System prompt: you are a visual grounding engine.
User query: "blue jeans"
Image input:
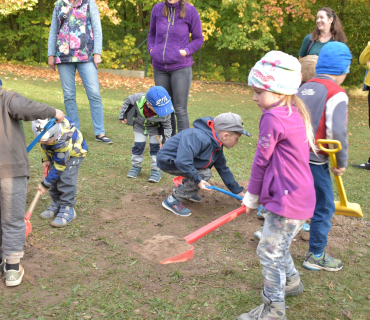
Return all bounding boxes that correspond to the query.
[58,62,105,136]
[309,163,335,254]
[153,67,192,136]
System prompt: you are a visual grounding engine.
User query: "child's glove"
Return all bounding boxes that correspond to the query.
[37,184,48,195]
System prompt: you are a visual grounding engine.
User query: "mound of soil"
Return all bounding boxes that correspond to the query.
[134,235,192,263]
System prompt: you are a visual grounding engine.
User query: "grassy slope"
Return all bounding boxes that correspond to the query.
[0,74,369,320]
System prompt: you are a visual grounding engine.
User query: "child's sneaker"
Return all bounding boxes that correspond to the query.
[162,196,191,217]
[303,252,343,271]
[127,166,141,178]
[256,205,267,219]
[189,194,202,202]
[148,169,161,183]
[5,264,25,287]
[254,226,263,239]
[50,205,77,228]
[40,202,60,220]
[352,157,370,170]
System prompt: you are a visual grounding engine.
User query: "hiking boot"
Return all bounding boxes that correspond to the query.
[162,196,191,217]
[254,226,263,239]
[303,252,343,271]
[285,272,304,297]
[148,169,161,183]
[127,166,141,179]
[5,264,25,287]
[189,194,202,202]
[352,157,370,170]
[237,291,286,320]
[50,205,77,228]
[40,202,60,220]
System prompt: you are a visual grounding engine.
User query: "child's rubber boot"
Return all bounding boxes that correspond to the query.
[237,291,286,320]
[40,202,60,220]
[50,205,77,228]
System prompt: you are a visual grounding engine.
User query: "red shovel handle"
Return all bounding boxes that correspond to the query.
[184,206,246,244]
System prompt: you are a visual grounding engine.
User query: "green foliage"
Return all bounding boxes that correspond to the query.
[100,34,138,69]
[1,0,370,85]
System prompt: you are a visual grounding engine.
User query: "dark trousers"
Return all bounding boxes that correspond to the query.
[153,67,192,136]
[162,168,212,202]
[49,157,83,207]
[309,163,335,254]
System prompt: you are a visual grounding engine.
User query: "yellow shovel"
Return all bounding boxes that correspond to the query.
[317,139,363,218]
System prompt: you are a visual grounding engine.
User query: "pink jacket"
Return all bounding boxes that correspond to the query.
[247,105,315,220]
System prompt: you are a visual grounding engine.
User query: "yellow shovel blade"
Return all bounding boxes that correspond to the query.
[316,139,363,218]
[335,201,363,218]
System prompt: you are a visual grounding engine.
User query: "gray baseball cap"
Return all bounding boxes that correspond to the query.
[214,113,251,137]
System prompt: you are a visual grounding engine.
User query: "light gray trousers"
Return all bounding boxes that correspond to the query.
[49,157,83,207]
[257,210,305,302]
[0,176,28,262]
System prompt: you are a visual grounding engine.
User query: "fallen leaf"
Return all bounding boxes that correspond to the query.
[342,309,352,319]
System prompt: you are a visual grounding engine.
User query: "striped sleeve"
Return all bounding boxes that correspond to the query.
[325,91,348,167]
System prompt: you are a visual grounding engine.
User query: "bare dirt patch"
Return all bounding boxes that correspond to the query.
[134,235,192,263]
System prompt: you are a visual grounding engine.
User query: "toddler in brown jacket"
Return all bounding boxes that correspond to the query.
[0,83,64,287]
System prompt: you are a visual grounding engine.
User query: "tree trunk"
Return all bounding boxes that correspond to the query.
[340,0,345,22]
[9,15,18,33]
[138,4,144,29]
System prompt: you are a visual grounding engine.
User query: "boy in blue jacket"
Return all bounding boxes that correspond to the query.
[157,113,250,216]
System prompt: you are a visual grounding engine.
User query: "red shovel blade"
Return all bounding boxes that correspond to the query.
[25,166,48,238]
[160,245,194,264]
[25,217,32,238]
[159,206,246,264]
[173,176,185,187]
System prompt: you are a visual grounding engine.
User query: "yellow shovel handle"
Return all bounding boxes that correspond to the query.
[28,190,42,215]
[316,139,348,207]
[317,139,342,168]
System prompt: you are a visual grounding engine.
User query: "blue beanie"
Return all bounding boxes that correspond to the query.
[316,42,352,75]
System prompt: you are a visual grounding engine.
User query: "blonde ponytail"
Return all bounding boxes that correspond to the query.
[277,95,318,154]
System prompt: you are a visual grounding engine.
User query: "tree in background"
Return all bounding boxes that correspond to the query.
[0,0,369,85]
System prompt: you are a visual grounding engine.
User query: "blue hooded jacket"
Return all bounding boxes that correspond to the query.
[157,117,243,194]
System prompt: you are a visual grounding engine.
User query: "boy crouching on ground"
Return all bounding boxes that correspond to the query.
[119,86,173,183]
[157,113,251,216]
[0,82,64,286]
[33,117,87,228]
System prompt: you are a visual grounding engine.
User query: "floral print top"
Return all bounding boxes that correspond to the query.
[48,0,103,64]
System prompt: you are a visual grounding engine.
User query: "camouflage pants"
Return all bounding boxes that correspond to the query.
[257,210,305,302]
[162,168,212,202]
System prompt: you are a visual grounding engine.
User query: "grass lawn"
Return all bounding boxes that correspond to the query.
[0,69,369,320]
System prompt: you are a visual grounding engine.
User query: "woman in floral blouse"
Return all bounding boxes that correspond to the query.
[48,0,112,144]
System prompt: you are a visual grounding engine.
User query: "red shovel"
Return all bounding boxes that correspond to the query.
[25,166,49,237]
[160,206,246,264]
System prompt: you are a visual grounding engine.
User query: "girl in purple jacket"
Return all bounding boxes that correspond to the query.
[238,51,316,320]
[148,0,204,136]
